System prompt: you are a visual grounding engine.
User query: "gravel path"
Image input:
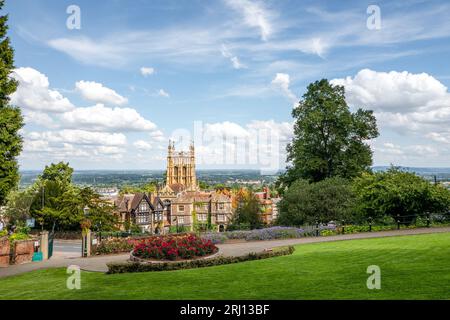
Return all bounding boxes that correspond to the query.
[1,226,449,278]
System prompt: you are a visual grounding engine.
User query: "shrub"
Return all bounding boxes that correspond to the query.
[277,178,356,226]
[107,246,295,274]
[132,234,218,261]
[9,233,30,242]
[92,238,140,255]
[202,226,306,244]
[0,229,7,237]
[320,229,336,236]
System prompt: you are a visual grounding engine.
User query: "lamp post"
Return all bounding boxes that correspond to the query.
[82,206,90,257]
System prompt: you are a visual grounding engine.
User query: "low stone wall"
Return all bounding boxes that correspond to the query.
[12,239,35,265]
[0,236,9,267]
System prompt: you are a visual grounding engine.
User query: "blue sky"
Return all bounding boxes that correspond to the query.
[5,0,450,170]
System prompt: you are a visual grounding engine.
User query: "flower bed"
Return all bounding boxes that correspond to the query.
[132,234,218,261]
[202,226,306,244]
[107,246,295,274]
[92,237,142,255]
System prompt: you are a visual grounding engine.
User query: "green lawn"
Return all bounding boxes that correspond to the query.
[1,232,450,300]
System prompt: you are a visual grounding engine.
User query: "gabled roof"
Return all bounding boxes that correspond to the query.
[127,193,154,212]
[152,196,165,210]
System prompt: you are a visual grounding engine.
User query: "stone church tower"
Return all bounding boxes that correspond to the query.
[166,141,197,190]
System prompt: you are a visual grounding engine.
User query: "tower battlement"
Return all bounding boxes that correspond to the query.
[166,141,197,190]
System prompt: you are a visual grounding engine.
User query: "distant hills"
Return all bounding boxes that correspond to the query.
[19,167,450,188]
[372,166,450,174]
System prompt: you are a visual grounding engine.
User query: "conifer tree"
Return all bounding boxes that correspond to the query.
[0,0,24,206]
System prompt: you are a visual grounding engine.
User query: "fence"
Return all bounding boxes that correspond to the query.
[297,212,450,237]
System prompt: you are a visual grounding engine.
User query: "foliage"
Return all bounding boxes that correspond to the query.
[202,226,306,244]
[4,189,34,227]
[0,229,7,237]
[39,162,73,186]
[92,238,139,255]
[0,1,24,206]
[352,168,450,224]
[169,225,191,233]
[132,234,218,261]
[277,79,378,191]
[108,246,295,274]
[29,163,118,231]
[233,190,263,229]
[276,177,356,226]
[8,232,30,243]
[119,182,158,195]
[198,181,210,190]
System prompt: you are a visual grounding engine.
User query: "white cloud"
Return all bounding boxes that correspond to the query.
[332,69,450,165]
[224,0,274,41]
[140,67,155,76]
[149,130,165,142]
[26,129,127,146]
[75,80,128,106]
[10,67,74,113]
[298,37,329,58]
[48,36,126,67]
[271,73,298,105]
[23,111,57,128]
[95,146,124,155]
[221,44,246,69]
[190,120,292,171]
[331,69,447,112]
[133,140,152,151]
[61,103,157,132]
[158,89,170,98]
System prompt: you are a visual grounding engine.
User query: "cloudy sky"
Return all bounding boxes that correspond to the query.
[5,0,450,170]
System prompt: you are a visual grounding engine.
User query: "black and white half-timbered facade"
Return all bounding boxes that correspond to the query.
[114,193,171,234]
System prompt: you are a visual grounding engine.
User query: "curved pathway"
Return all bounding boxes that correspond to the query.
[1,226,449,278]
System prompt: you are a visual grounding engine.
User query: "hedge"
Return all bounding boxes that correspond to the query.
[106,246,295,274]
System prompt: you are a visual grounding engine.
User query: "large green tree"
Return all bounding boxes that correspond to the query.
[0,0,23,206]
[353,168,450,224]
[278,79,378,190]
[30,162,118,231]
[276,177,356,226]
[233,190,263,229]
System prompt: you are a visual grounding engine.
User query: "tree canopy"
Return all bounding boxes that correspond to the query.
[27,162,118,231]
[276,177,356,226]
[277,79,378,191]
[353,168,450,224]
[233,190,263,229]
[0,0,24,206]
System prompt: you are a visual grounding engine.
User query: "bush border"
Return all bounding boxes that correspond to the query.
[106,246,295,274]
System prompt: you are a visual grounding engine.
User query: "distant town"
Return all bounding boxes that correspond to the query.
[19,167,450,191]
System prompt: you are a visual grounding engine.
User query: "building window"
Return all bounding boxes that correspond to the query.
[136,212,148,224]
[154,212,162,221]
[178,216,185,224]
[218,203,224,210]
[178,205,185,212]
[217,214,225,222]
[198,214,207,222]
[139,202,148,212]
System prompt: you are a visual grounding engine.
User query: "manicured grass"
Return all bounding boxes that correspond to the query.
[1,233,449,300]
